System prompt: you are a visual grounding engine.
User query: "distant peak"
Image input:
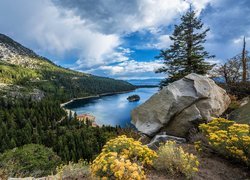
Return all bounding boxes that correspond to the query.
[0,33,37,57]
[0,33,42,68]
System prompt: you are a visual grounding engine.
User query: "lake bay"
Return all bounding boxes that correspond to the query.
[64,88,158,127]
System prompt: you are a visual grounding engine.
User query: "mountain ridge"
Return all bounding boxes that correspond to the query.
[0,33,135,101]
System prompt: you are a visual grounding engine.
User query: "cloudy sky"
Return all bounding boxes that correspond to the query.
[0,0,249,79]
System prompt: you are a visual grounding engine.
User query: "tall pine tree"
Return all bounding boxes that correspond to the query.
[156,7,215,87]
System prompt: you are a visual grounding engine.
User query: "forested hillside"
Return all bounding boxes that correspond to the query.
[0,33,134,174]
[0,97,118,163]
[0,33,135,101]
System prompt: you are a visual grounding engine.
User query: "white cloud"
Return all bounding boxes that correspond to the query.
[233,36,250,45]
[0,0,213,78]
[145,35,172,49]
[55,0,211,34]
[87,59,164,78]
[0,0,122,67]
[186,0,215,13]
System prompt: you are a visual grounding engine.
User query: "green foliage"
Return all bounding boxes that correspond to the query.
[0,32,137,178]
[0,62,40,84]
[55,160,91,179]
[220,82,250,99]
[156,7,214,86]
[0,61,135,101]
[36,75,135,101]
[0,97,118,163]
[0,144,61,177]
[153,141,199,179]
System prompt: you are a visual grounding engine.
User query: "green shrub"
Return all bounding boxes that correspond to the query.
[153,141,199,179]
[219,82,250,99]
[55,160,91,179]
[0,144,61,178]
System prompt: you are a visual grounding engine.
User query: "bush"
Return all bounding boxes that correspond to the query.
[153,141,199,179]
[199,118,250,166]
[0,144,61,178]
[116,127,141,141]
[91,135,157,179]
[226,94,241,113]
[55,160,91,179]
[219,82,250,99]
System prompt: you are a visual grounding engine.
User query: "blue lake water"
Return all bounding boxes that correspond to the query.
[65,88,158,127]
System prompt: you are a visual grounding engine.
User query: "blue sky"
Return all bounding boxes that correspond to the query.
[0,0,249,79]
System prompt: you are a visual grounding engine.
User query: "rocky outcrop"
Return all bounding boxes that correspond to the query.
[147,132,186,150]
[131,73,231,137]
[229,98,250,124]
[0,85,45,101]
[0,33,41,68]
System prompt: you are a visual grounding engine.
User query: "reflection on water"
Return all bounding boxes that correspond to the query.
[65,88,158,127]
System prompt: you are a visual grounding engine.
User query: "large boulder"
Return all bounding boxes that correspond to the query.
[131,73,231,137]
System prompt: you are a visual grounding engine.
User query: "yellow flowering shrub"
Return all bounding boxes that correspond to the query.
[91,135,157,180]
[199,118,250,166]
[153,141,199,179]
[194,141,202,153]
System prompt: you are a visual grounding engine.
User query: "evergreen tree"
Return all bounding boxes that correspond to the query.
[0,97,117,162]
[156,7,215,87]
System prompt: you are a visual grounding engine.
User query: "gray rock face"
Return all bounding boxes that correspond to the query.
[147,132,186,150]
[131,73,231,137]
[229,99,250,124]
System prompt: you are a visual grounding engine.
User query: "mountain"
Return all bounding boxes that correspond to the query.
[127,78,161,87]
[0,33,135,101]
[0,33,38,66]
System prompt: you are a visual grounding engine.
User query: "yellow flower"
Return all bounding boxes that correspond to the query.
[199,118,250,166]
[91,135,156,179]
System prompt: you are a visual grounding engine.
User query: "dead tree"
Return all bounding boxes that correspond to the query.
[213,55,242,84]
[242,37,247,82]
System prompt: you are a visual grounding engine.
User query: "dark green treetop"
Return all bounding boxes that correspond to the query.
[156,7,215,87]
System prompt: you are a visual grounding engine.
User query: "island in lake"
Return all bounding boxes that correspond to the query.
[127,94,140,102]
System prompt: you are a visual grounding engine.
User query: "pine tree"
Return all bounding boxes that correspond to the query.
[156,7,215,87]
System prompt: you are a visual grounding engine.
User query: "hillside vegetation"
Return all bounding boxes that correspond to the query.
[0,97,119,164]
[0,33,135,101]
[0,144,61,178]
[0,33,136,179]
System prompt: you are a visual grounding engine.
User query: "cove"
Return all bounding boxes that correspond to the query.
[64,88,158,127]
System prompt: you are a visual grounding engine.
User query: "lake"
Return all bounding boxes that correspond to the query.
[64,87,158,127]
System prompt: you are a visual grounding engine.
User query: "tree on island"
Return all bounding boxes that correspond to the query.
[156,7,215,87]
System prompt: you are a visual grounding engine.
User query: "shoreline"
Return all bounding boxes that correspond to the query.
[60,89,135,110]
[59,87,157,126]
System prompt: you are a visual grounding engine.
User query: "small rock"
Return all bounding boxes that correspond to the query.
[147,133,187,150]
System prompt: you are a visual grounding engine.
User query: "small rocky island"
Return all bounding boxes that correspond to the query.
[127,94,140,102]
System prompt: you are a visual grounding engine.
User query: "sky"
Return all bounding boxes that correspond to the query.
[0,0,249,80]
